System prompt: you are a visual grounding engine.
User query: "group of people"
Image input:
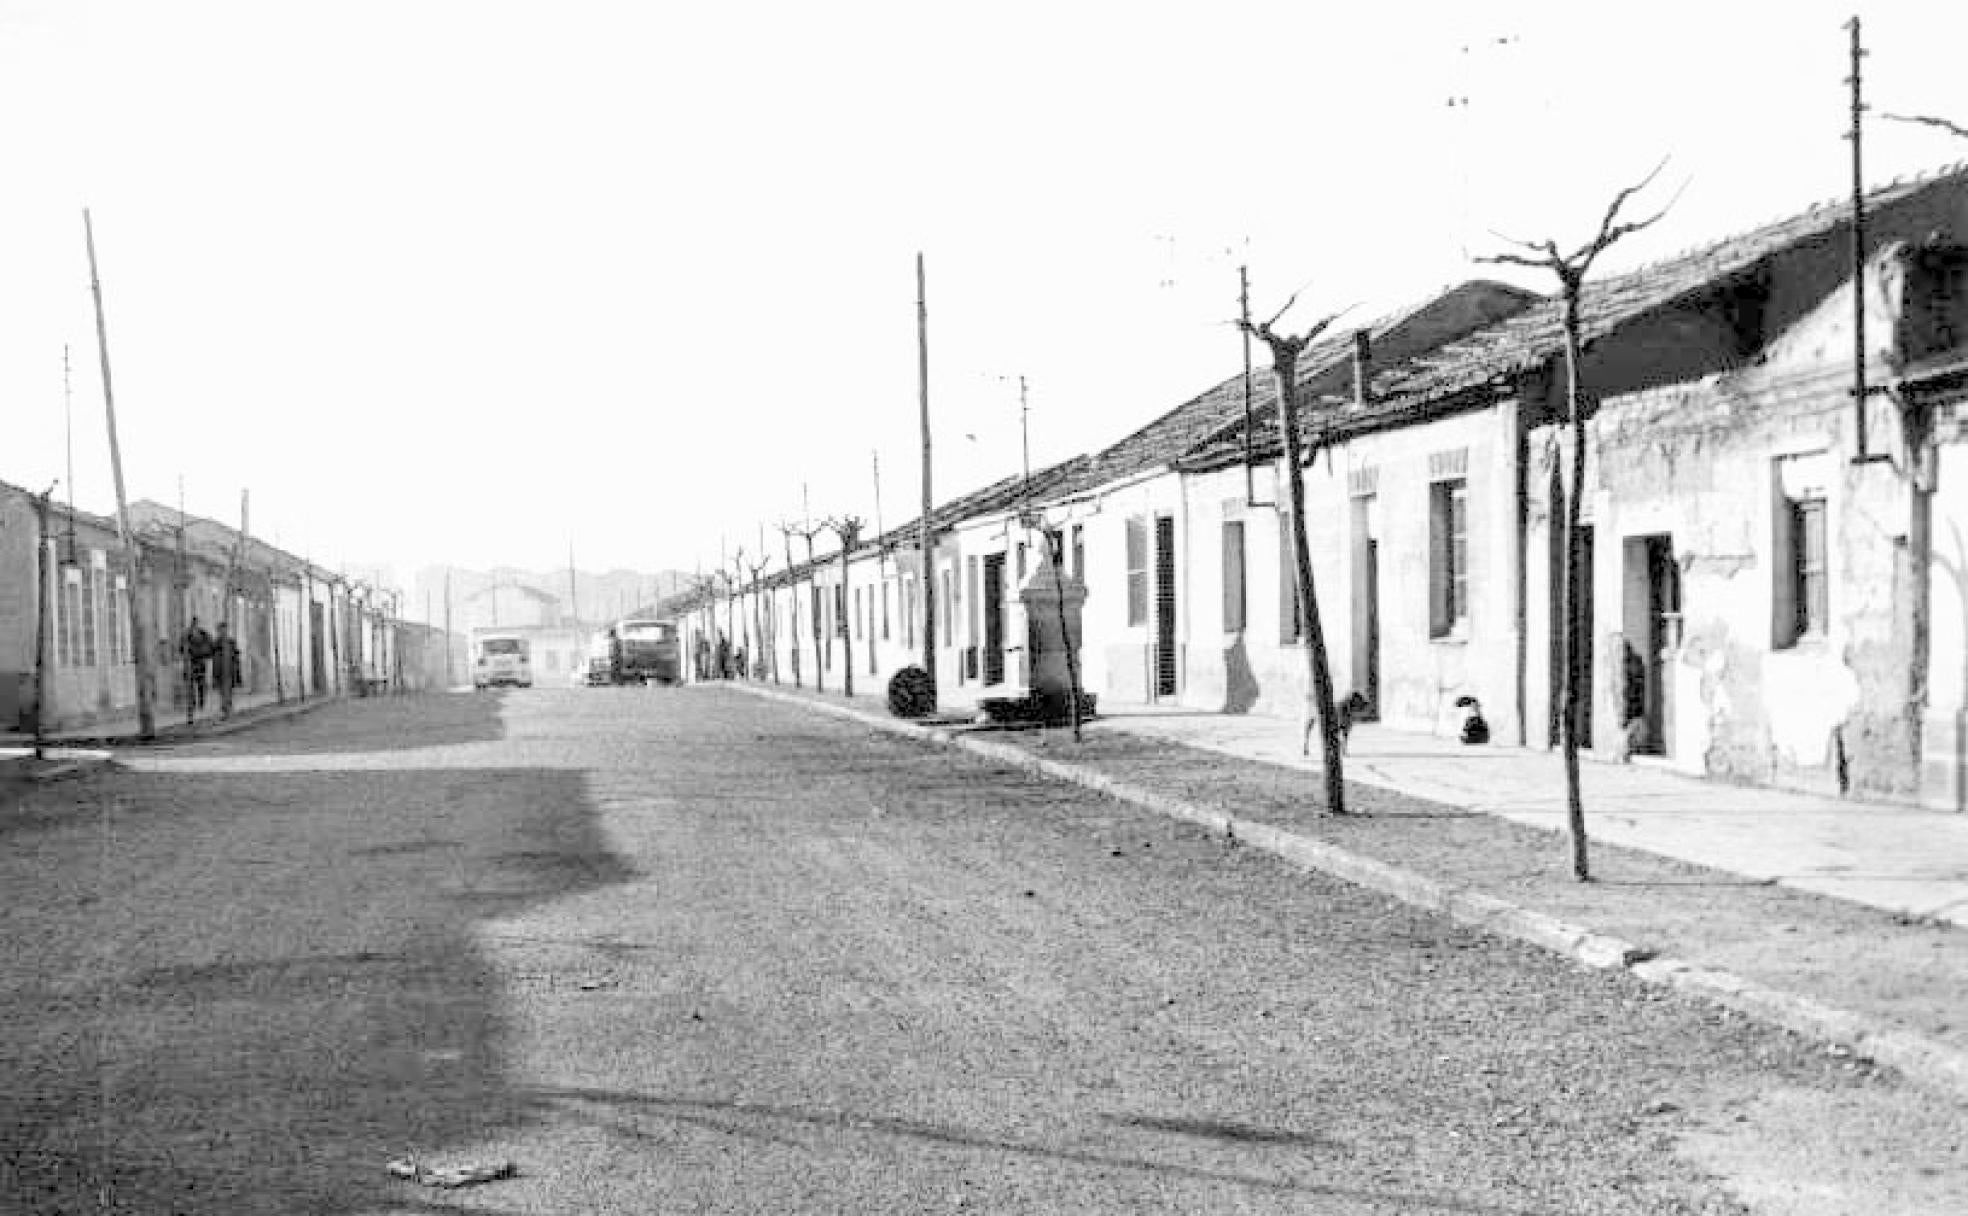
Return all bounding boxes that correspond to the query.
[180,616,242,719]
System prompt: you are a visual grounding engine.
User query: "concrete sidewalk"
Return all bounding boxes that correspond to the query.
[0,687,332,755]
[1094,705,1968,929]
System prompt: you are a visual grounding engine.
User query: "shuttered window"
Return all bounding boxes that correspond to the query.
[1429,478,1469,637]
[1222,520,1247,633]
[1126,517,1148,626]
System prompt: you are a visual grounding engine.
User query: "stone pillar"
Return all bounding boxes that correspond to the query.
[1019,556,1087,723]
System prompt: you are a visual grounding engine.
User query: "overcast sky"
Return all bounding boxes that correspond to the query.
[4,0,1966,600]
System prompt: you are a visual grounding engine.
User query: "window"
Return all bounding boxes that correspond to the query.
[1429,478,1469,637]
[1125,517,1148,626]
[881,581,890,640]
[1071,525,1085,579]
[940,568,955,646]
[112,575,131,663]
[835,584,847,637]
[1222,520,1247,632]
[1774,453,1830,648]
[967,556,980,645]
[1792,499,1827,639]
[902,576,915,647]
[1016,542,1026,582]
[82,565,101,666]
[59,568,83,666]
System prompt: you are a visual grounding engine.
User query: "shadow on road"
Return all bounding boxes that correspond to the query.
[0,760,630,1215]
[524,1087,1555,1215]
[193,691,511,756]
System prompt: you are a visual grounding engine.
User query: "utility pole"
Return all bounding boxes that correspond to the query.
[568,542,579,626]
[1240,265,1260,506]
[443,569,454,688]
[32,485,56,757]
[1846,14,1879,463]
[916,252,936,697]
[63,347,76,558]
[1018,375,1031,509]
[84,209,154,739]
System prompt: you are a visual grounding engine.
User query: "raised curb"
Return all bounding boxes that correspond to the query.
[728,681,1968,1106]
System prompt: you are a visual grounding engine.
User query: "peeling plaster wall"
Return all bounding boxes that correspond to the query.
[1531,257,1921,799]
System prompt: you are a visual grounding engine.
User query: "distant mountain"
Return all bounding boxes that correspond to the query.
[410,565,691,631]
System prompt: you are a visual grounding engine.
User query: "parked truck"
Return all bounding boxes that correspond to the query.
[590,617,680,685]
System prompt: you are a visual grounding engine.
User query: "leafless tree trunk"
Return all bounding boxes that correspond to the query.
[1243,297,1350,816]
[777,523,803,688]
[824,516,863,697]
[1480,161,1676,881]
[744,554,772,682]
[802,527,824,693]
[1044,525,1084,742]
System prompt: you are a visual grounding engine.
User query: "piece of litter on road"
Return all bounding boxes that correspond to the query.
[386,1158,516,1188]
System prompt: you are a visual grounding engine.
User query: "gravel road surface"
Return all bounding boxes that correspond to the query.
[2,688,1959,1214]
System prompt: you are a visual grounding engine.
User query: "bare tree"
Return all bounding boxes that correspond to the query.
[1242,294,1352,816]
[1883,112,1968,141]
[781,519,827,692]
[743,549,774,683]
[1479,161,1676,882]
[776,522,806,688]
[824,515,864,697]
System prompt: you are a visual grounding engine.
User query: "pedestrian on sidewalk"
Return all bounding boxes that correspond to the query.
[213,622,240,719]
[182,617,213,715]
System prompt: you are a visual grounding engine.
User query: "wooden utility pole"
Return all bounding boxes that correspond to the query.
[84,209,154,739]
[1847,15,1874,460]
[1481,161,1675,881]
[32,486,55,757]
[917,253,937,697]
[1243,296,1349,816]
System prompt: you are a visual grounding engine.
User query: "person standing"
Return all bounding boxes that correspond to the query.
[182,616,213,715]
[213,621,240,719]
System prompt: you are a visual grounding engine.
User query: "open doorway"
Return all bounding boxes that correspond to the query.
[1622,533,1680,757]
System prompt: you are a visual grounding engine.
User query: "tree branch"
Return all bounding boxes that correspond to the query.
[1571,158,1680,273]
[1884,112,1968,142]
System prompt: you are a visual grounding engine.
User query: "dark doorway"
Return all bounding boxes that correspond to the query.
[1622,533,1679,756]
[1154,516,1178,698]
[1548,507,1597,750]
[309,600,327,693]
[982,552,1006,686]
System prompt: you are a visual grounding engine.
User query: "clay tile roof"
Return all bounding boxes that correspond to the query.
[1373,164,1968,406]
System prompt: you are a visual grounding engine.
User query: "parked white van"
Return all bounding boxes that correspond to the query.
[472,634,533,689]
